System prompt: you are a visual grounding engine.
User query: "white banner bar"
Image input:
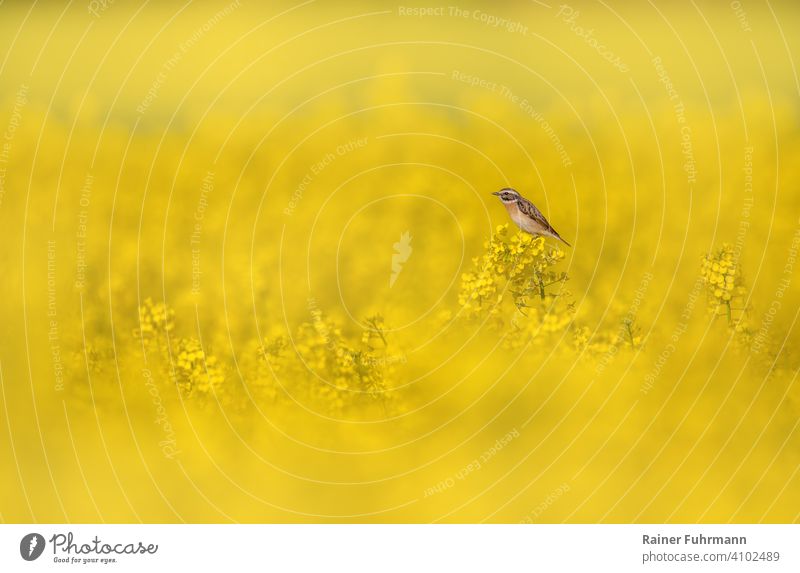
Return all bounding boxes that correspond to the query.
[1,524,797,572]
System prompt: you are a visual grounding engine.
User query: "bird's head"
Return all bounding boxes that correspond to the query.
[492,188,520,203]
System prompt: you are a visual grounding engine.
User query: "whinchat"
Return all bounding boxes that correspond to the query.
[492,188,571,246]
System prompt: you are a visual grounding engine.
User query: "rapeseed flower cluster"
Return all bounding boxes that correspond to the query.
[571,325,630,356]
[135,297,175,343]
[570,303,643,360]
[701,244,751,338]
[239,312,402,416]
[458,224,565,317]
[238,338,286,403]
[172,337,224,395]
[458,224,575,347]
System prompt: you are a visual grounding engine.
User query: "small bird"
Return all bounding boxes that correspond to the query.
[492,187,571,247]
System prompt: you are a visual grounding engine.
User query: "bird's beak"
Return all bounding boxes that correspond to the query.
[491,191,501,196]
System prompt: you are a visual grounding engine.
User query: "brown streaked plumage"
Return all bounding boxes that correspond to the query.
[492,188,571,247]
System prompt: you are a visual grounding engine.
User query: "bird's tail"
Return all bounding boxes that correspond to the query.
[550,231,571,247]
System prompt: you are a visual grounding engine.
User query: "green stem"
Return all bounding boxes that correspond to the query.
[624,321,635,347]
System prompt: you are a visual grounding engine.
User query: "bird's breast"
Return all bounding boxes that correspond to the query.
[504,202,532,232]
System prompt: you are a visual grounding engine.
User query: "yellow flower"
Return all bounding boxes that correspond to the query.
[135,297,175,342]
[701,244,750,338]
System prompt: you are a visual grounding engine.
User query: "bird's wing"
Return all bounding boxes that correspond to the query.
[517,197,571,246]
[516,197,555,233]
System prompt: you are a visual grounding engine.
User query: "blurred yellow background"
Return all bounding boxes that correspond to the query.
[0,0,798,523]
